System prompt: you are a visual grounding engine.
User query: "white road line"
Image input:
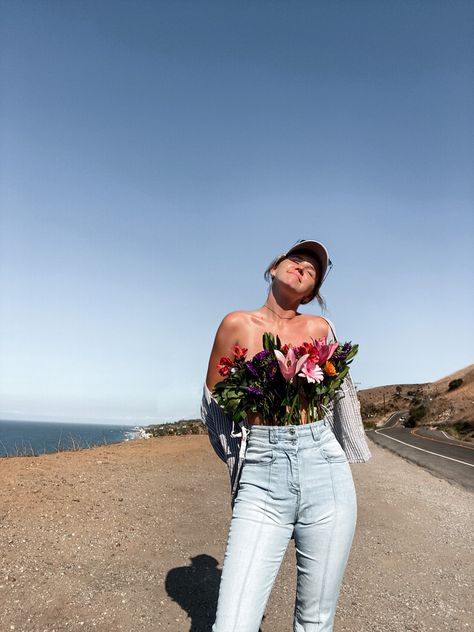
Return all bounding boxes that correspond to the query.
[414,427,470,446]
[374,430,474,468]
[438,430,474,446]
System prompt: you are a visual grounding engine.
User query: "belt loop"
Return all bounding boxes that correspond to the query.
[269,428,278,444]
[310,423,320,442]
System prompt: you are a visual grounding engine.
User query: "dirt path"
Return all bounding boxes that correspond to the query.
[1,435,472,631]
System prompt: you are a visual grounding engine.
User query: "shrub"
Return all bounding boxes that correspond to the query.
[392,386,402,399]
[438,420,474,442]
[405,399,427,427]
[363,420,377,430]
[410,404,427,422]
[448,378,463,391]
[361,403,379,418]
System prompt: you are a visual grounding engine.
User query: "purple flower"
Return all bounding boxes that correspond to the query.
[265,360,278,380]
[245,386,265,396]
[253,350,271,363]
[332,343,352,362]
[245,361,259,377]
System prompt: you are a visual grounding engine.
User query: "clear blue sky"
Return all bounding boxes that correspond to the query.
[1,1,473,424]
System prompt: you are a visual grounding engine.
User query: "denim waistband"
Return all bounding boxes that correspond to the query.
[248,418,329,444]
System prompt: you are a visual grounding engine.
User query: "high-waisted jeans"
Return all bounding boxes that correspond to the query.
[212,419,357,632]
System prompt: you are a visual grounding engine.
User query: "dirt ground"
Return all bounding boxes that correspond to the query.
[0,434,472,632]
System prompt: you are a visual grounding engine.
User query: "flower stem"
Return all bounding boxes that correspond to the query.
[315,401,323,420]
[288,392,299,425]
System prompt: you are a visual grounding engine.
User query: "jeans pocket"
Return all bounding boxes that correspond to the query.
[244,446,276,465]
[320,436,348,463]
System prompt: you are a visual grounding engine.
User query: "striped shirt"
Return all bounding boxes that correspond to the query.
[200,316,372,505]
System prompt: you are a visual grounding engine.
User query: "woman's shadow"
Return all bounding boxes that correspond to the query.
[165,554,264,631]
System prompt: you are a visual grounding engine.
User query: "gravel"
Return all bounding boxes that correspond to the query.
[0,434,472,631]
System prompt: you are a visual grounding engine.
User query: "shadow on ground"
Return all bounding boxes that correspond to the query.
[165,554,264,631]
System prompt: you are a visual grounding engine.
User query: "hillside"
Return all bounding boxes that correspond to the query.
[358,364,474,440]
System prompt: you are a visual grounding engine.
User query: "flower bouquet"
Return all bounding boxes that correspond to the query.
[212,332,358,426]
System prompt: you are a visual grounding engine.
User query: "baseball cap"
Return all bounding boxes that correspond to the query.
[284,239,333,287]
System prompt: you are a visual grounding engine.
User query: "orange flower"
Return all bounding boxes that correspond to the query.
[323,360,337,376]
[232,345,248,360]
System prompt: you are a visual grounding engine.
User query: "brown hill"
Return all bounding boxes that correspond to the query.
[358,364,474,440]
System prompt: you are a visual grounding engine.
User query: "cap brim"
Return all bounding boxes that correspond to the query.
[285,240,330,285]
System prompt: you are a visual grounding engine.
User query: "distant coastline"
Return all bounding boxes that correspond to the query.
[142,419,207,437]
[0,419,147,459]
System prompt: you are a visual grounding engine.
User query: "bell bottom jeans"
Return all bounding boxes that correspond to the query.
[212,419,357,632]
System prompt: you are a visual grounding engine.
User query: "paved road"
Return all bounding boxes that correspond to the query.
[367,412,474,492]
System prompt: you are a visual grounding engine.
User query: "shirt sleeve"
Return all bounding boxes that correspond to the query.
[322,317,372,463]
[200,384,244,504]
[329,370,372,462]
[200,384,228,463]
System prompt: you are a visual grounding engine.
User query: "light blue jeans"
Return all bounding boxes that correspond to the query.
[212,419,357,632]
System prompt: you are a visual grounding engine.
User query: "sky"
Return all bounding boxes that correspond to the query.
[0,0,473,424]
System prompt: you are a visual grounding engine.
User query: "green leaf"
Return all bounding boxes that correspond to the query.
[344,346,359,362]
[263,331,277,353]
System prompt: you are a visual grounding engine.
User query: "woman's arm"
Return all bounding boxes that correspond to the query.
[201,312,244,465]
[205,312,243,391]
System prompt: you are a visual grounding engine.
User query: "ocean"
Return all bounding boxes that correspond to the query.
[0,419,146,458]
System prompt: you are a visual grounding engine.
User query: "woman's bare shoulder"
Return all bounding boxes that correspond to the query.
[219,310,252,326]
[216,310,265,341]
[214,310,252,336]
[305,314,331,338]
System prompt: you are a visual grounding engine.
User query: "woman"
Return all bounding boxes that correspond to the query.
[203,240,371,632]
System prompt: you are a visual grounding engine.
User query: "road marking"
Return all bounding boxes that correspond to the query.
[440,430,471,445]
[411,427,474,451]
[374,429,474,468]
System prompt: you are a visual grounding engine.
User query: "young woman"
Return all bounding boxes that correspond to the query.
[203,239,371,632]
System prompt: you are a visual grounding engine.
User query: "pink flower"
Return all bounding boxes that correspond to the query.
[298,358,324,384]
[313,337,339,365]
[274,347,309,381]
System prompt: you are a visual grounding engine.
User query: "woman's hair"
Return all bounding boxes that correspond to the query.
[263,251,327,312]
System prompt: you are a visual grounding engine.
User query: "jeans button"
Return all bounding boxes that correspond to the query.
[290,428,296,435]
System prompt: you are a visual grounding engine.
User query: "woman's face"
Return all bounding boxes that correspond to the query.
[272,252,319,302]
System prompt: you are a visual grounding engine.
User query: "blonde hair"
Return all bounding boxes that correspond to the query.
[263,253,328,311]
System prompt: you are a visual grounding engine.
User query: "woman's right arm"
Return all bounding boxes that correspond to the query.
[205,312,243,391]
